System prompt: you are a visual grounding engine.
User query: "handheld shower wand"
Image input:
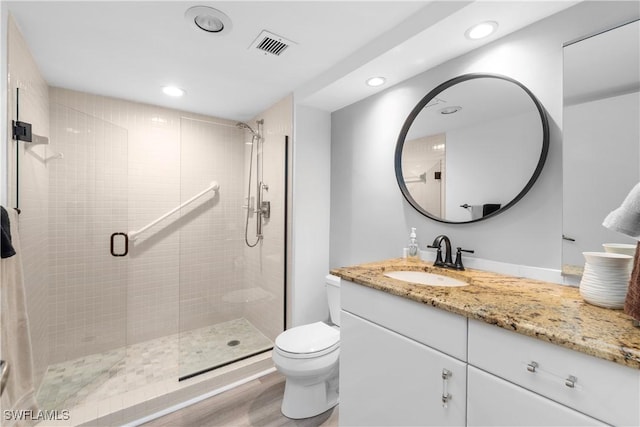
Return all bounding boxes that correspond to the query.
[239,120,267,247]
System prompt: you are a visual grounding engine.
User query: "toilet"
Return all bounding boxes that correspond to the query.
[272,274,341,419]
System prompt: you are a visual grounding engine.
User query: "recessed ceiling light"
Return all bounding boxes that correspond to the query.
[185,6,232,35]
[465,21,498,40]
[162,86,185,97]
[366,77,386,87]
[439,106,462,115]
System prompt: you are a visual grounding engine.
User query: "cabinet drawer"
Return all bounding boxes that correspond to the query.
[342,279,467,361]
[468,319,640,426]
[468,366,604,426]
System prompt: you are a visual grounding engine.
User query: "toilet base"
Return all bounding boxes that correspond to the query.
[281,372,339,419]
[272,320,340,420]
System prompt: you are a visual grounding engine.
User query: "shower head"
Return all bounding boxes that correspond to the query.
[236,122,261,139]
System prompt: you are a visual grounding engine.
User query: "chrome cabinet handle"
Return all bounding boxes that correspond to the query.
[441,368,452,408]
[526,361,539,372]
[565,375,577,388]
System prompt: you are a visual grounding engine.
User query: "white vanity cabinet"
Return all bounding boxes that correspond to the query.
[340,280,467,426]
[339,278,640,426]
[468,319,640,426]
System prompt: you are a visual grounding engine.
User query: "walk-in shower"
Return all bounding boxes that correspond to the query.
[6,85,287,423]
[238,120,271,248]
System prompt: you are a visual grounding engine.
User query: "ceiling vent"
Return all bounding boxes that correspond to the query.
[249,30,296,57]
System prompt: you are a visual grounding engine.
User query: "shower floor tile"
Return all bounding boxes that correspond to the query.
[36,318,273,411]
[179,318,273,378]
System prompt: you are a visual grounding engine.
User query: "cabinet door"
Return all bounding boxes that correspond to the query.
[340,311,466,426]
[467,366,604,426]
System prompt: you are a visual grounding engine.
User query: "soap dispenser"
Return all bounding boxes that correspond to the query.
[407,227,420,262]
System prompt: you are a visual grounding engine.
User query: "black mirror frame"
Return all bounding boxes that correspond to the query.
[394,73,550,224]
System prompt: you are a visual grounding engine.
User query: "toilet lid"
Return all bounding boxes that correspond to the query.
[275,322,339,355]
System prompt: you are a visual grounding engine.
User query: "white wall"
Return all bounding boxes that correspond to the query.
[330,1,640,270]
[446,110,540,222]
[291,104,331,326]
[563,91,639,267]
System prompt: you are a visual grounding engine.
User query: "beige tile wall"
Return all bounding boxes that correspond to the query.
[47,102,128,363]
[178,116,246,332]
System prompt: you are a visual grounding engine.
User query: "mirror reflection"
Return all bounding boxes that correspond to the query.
[562,20,640,275]
[395,74,549,223]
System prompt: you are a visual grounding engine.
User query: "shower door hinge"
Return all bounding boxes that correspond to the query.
[12,120,32,142]
[12,120,50,144]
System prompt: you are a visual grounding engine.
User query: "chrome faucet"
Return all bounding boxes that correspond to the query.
[428,235,474,270]
[427,235,454,268]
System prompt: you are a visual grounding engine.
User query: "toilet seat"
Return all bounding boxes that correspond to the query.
[275,322,339,359]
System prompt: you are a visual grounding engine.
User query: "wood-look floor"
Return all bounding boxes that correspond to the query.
[142,372,339,427]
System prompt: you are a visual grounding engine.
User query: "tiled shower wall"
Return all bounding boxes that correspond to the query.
[243,96,291,341]
[48,88,185,359]
[6,15,50,387]
[48,87,287,362]
[47,103,129,363]
[178,117,246,333]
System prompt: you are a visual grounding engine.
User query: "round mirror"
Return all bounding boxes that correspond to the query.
[395,73,549,223]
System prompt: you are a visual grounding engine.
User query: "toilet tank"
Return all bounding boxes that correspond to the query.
[325,274,341,326]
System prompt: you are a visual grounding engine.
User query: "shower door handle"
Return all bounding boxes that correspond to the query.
[110,232,129,257]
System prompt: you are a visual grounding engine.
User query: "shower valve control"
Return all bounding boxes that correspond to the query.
[261,201,271,219]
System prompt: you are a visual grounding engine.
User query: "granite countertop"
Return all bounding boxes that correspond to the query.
[330,258,640,370]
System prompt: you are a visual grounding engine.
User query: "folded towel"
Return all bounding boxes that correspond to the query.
[603,182,640,238]
[482,203,501,217]
[625,242,640,322]
[1,206,16,258]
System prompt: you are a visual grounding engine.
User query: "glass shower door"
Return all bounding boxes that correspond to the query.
[36,102,129,409]
[177,117,282,380]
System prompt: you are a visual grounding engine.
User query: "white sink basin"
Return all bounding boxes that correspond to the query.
[383,270,468,287]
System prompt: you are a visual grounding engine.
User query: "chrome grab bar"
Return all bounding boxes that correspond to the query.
[128,181,219,241]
